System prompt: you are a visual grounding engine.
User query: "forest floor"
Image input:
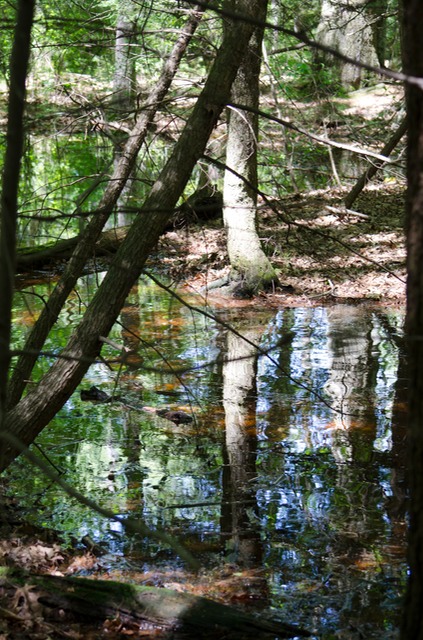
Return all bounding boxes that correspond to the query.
[155,180,406,310]
[154,81,407,310]
[1,178,408,638]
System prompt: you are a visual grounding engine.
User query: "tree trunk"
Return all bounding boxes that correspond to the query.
[223,0,279,295]
[315,0,379,88]
[113,0,137,114]
[23,573,310,637]
[367,0,389,67]
[0,0,264,474]
[15,226,128,270]
[0,1,35,420]
[400,1,423,638]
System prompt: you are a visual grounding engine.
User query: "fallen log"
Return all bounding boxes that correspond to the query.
[16,189,223,272]
[32,574,311,638]
[16,226,130,271]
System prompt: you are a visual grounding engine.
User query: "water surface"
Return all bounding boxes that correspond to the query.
[9,276,407,639]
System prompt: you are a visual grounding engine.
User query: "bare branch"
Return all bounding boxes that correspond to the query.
[345,118,407,208]
[229,102,400,163]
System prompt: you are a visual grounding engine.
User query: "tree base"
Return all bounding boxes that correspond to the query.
[228,268,280,298]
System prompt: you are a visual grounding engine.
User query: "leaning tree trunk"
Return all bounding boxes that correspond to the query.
[401,1,423,638]
[0,0,263,474]
[7,5,206,410]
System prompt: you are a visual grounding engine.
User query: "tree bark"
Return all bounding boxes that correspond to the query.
[400,1,423,638]
[315,0,379,88]
[15,226,128,270]
[0,0,35,420]
[0,0,263,473]
[367,0,389,67]
[113,0,137,114]
[223,0,279,294]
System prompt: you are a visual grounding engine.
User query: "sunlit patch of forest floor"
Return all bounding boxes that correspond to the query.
[155,82,406,307]
[157,181,406,308]
[2,74,407,309]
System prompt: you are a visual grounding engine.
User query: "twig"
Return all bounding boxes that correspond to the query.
[230,102,399,163]
[344,118,407,208]
[324,205,369,219]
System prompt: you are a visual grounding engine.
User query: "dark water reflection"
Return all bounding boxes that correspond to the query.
[8,277,406,638]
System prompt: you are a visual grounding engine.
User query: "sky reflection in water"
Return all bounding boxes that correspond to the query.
[9,280,406,638]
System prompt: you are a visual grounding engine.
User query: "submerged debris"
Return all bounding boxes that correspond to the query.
[80,385,112,402]
[156,408,194,425]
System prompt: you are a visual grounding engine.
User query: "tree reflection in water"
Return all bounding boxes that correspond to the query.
[9,284,407,638]
[221,327,263,568]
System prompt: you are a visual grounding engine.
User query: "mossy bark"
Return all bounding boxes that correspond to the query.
[27,573,310,638]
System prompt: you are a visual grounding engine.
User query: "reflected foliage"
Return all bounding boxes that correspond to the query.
[7,282,406,637]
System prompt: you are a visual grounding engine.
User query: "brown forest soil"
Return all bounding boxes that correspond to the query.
[155,181,406,310]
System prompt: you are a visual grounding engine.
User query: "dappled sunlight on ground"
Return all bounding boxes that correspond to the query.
[155,183,406,307]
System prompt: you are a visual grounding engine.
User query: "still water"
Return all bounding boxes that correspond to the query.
[8,275,407,639]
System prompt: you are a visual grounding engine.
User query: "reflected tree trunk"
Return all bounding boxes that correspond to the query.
[221,328,263,567]
[323,307,383,544]
[390,346,407,511]
[375,311,407,519]
[387,341,408,557]
[120,300,143,370]
[324,305,373,428]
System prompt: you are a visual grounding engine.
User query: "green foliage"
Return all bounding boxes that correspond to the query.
[285,58,347,99]
[33,0,115,77]
[0,4,18,83]
[17,133,113,245]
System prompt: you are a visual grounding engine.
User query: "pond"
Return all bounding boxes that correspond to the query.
[13,128,398,246]
[7,274,407,639]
